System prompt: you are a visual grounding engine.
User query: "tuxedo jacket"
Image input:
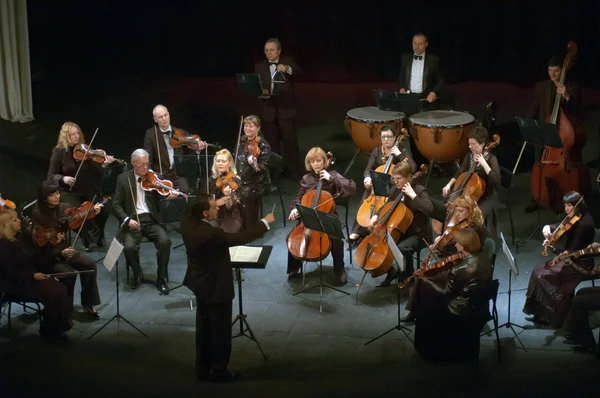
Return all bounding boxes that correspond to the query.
[254,55,303,121]
[112,170,162,224]
[143,125,195,175]
[527,79,581,123]
[398,52,444,96]
[181,217,268,303]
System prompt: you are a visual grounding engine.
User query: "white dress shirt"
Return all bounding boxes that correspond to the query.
[409,53,425,94]
[134,173,151,215]
[160,124,174,169]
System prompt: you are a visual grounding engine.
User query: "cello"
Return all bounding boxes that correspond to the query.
[356,129,408,227]
[355,164,427,277]
[531,41,589,213]
[286,152,337,262]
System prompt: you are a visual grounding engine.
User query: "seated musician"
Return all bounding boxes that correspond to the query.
[349,124,416,245]
[523,191,596,328]
[48,121,115,250]
[0,209,72,342]
[112,149,178,294]
[143,104,207,194]
[368,161,433,287]
[442,125,500,219]
[31,180,101,319]
[414,228,493,361]
[402,195,486,322]
[235,115,272,230]
[287,147,356,284]
[209,149,242,233]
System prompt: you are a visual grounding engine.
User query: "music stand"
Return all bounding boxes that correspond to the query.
[293,205,350,313]
[513,117,562,253]
[364,231,413,345]
[230,245,272,360]
[491,233,527,350]
[174,153,214,194]
[236,73,265,97]
[374,89,422,116]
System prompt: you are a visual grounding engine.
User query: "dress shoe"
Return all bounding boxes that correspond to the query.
[338,270,348,286]
[96,234,105,248]
[157,278,170,295]
[131,276,142,290]
[211,370,238,383]
[524,200,540,213]
[347,236,363,248]
[83,304,100,319]
[377,269,400,287]
[400,312,416,322]
[287,270,302,280]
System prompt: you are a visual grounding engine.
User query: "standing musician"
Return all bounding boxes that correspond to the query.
[398,33,445,105]
[209,149,243,233]
[181,194,274,382]
[235,115,271,230]
[31,180,101,319]
[255,38,303,177]
[442,126,501,219]
[0,209,72,342]
[287,147,356,284]
[48,121,114,250]
[367,161,433,287]
[523,191,596,328]
[112,149,178,294]
[348,125,416,245]
[143,104,207,194]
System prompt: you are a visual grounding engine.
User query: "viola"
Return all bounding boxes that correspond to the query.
[545,243,600,268]
[422,219,469,267]
[542,214,581,257]
[286,152,336,262]
[399,253,464,288]
[356,129,408,227]
[355,164,428,277]
[168,128,219,150]
[215,172,240,204]
[141,170,189,198]
[73,144,126,165]
[33,225,67,247]
[0,194,16,210]
[64,197,111,230]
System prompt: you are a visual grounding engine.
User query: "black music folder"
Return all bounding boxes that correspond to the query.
[296,205,344,240]
[236,73,267,97]
[369,170,393,197]
[374,89,422,115]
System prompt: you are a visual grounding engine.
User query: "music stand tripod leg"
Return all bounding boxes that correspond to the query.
[364,291,412,346]
[491,271,527,351]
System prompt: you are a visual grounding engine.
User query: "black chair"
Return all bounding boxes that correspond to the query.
[260,152,286,226]
[0,292,43,331]
[479,279,501,362]
[498,166,516,246]
[334,196,352,265]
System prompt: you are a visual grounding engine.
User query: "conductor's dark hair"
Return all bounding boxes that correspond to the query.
[468,125,489,145]
[188,193,212,220]
[563,191,587,215]
[548,56,563,67]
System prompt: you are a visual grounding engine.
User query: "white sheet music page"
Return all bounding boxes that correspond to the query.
[229,246,262,263]
[500,232,518,277]
[103,237,124,272]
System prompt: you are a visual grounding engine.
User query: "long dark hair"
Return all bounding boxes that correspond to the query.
[37,180,61,215]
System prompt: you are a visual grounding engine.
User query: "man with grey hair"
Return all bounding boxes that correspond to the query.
[112,148,178,293]
[255,38,303,177]
[143,104,207,194]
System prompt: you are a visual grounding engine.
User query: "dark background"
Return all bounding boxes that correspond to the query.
[27,0,600,87]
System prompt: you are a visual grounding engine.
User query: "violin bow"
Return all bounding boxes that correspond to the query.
[233,115,244,169]
[422,238,442,264]
[71,194,96,248]
[127,177,141,225]
[205,149,209,194]
[71,127,99,191]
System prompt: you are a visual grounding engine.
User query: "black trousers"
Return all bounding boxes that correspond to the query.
[397,235,425,275]
[287,236,345,276]
[122,213,171,279]
[563,286,600,346]
[241,184,267,231]
[195,300,233,376]
[263,117,300,173]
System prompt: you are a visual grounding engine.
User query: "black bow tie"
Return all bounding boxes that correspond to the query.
[414,55,423,61]
[137,177,142,183]
[269,62,278,66]
[162,130,171,135]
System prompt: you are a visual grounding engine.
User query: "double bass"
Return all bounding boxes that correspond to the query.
[531,41,589,213]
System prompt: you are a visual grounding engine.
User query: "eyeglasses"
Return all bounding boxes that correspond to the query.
[135,162,149,167]
[381,135,394,140]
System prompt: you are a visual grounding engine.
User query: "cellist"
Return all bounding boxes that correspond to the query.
[442,125,500,219]
[287,147,356,284]
[367,160,433,287]
[348,125,416,245]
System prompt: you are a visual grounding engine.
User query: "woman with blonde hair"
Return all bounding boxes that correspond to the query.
[209,149,242,233]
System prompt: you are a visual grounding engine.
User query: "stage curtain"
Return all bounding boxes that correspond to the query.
[0,0,33,122]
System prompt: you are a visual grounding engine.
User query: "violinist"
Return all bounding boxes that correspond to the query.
[48,121,114,250]
[112,149,177,294]
[31,180,101,319]
[287,147,356,283]
[0,209,72,342]
[143,104,207,194]
[368,161,433,287]
[209,149,242,233]
[523,191,596,328]
[348,125,417,245]
[442,125,500,219]
[235,115,272,230]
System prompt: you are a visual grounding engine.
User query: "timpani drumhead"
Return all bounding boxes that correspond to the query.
[409,110,475,128]
[346,107,405,122]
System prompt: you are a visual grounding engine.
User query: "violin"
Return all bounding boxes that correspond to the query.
[73,144,126,165]
[545,243,600,268]
[542,214,581,257]
[141,170,189,198]
[244,136,261,172]
[355,164,428,277]
[215,172,241,204]
[0,194,16,210]
[422,219,469,267]
[399,253,464,288]
[33,225,67,247]
[64,197,111,230]
[286,152,336,262]
[168,128,219,150]
[356,129,408,227]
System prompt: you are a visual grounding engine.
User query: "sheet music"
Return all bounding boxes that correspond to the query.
[103,237,124,272]
[229,246,262,263]
[387,231,405,272]
[500,232,519,277]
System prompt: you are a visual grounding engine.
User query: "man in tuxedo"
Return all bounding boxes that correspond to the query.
[143,104,207,194]
[112,148,178,293]
[255,38,303,176]
[398,33,445,106]
[181,194,274,382]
